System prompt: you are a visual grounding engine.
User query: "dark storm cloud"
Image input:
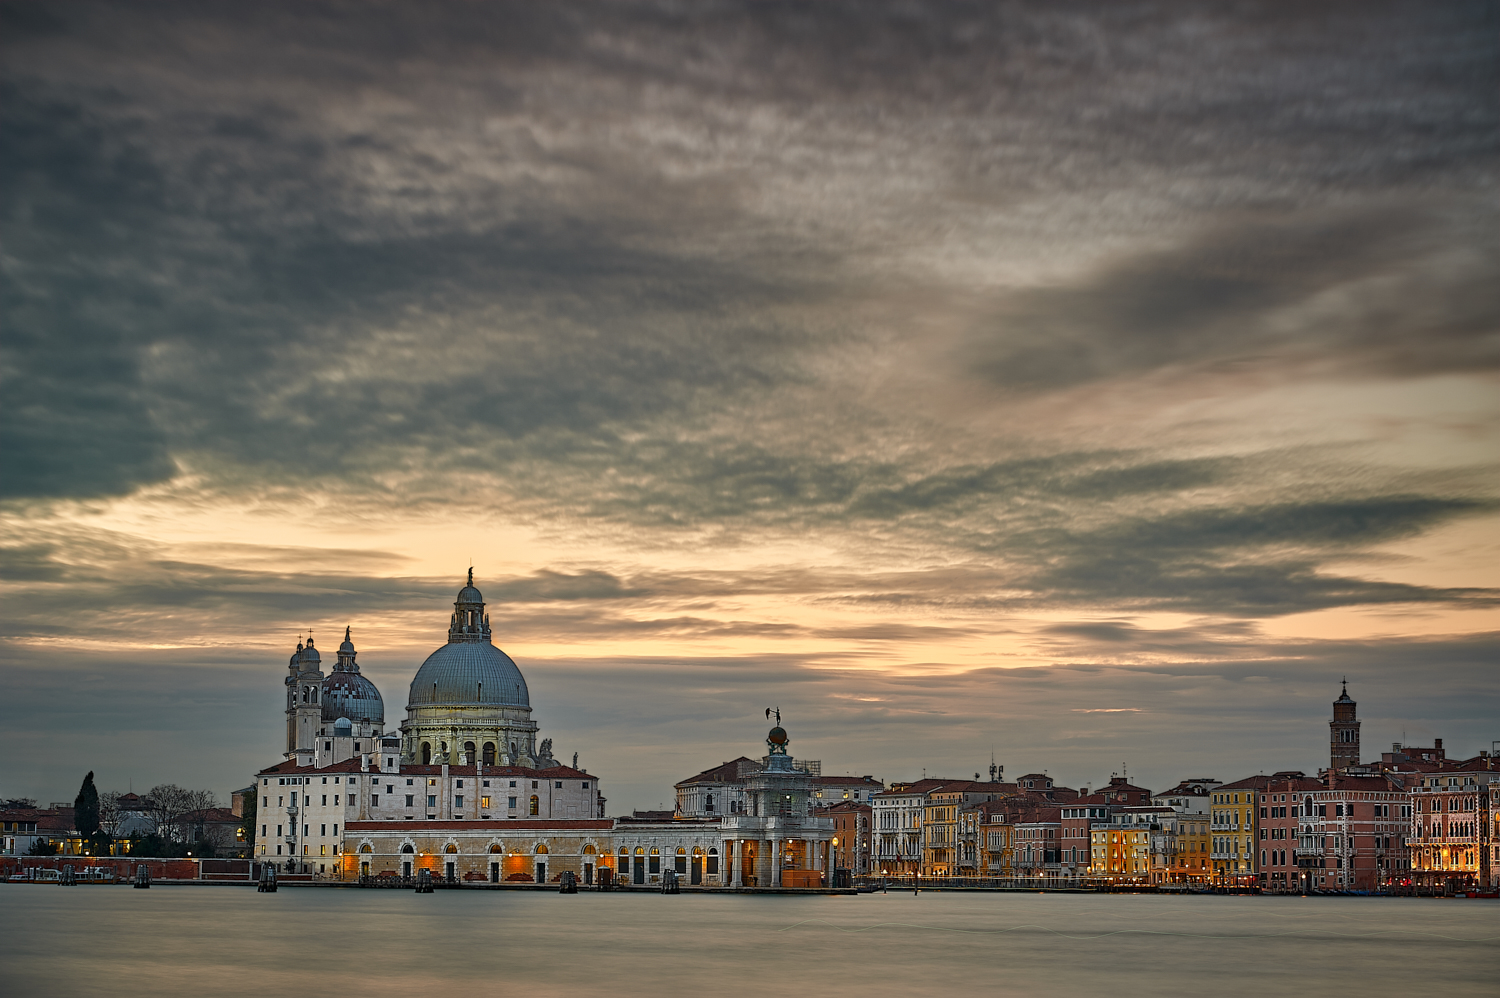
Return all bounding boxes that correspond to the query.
[3,0,1496,503]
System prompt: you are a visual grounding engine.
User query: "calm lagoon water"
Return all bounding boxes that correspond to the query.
[3,886,1496,997]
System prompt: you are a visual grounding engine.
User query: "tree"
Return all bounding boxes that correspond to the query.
[141,785,192,842]
[75,772,101,839]
[26,837,57,856]
[98,790,123,838]
[238,792,257,857]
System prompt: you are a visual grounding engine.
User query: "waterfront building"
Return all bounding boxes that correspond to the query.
[1090,822,1149,882]
[921,782,1014,876]
[812,775,885,806]
[871,779,948,876]
[1211,776,1272,885]
[1013,805,1063,881]
[972,800,1015,878]
[1259,774,1324,892]
[826,801,873,875]
[1152,779,1218,881]
[674,757,758,818]
[253,576,598,876]
[1404,758,1498,891]
[718,721,835,887]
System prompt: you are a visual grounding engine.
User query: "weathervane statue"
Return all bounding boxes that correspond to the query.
[764,707,789,757]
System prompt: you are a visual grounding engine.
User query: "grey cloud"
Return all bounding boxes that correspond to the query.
[966,205,1500,392]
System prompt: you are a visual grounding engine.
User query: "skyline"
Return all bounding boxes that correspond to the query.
[1,1,1497,810]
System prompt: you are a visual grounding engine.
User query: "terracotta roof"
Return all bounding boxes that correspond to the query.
[674,757,759,788]
[821,801,873,814]
[1216,775,1277,791]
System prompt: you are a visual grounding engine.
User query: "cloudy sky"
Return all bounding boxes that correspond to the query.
[2,1,1496,810]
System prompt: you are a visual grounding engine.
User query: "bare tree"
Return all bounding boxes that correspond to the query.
[141,784,193,842]
[98,790,124,838]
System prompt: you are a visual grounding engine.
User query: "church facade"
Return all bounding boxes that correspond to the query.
[251,574,834,888]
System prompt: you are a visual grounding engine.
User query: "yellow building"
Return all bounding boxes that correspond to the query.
[1211,776,1271,885]
[1090,824,1150,881]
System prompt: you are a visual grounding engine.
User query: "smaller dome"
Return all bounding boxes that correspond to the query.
[323,671,384,724]
[299,640,321,667]
[333,716,353,733]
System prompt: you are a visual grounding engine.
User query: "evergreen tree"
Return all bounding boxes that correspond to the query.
[74,771,101,840]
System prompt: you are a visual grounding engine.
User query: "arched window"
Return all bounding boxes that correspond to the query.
[421,743,432,765]
[483,742,496,765]
[489,844,503,854]
[511,741,517,758]
[464,742,476,765]
[705,793,715,812]
[359,844,372,853]
[583,845,596,855]
[445,844,458,854]
[535,844,549,855]
[400,844,414,854]
[529,795,539,815]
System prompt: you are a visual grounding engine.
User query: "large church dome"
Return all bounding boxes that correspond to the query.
[407,573,530,708]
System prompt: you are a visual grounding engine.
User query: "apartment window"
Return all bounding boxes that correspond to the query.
[405,795,414,807]
[509,797,518,808]
[529,795,540,815]
[455,796,465,809]
[334,795,339,805]
[510,781,517,788]
[320,824,326,836]
[556,781,563,789]
[406,779,414,786]
[481,796,491,809]
[321,795,327,806]
[456,780,464,789]
[427,795,437,808]
[483,781,490,788]
[531,781,538,789]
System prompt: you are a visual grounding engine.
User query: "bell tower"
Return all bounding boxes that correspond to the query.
[1329,679,1360,772]
[285,635,325,765]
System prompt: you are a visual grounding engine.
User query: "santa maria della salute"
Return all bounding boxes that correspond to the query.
[254,574,852,888]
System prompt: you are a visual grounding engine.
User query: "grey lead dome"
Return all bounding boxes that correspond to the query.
[406,576,530,708]
[408,641,530,707]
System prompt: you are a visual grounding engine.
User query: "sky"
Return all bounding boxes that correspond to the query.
[1,1,1497,811]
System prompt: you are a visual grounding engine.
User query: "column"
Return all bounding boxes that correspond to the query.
[730,840,741,887]
[771,839,781,888]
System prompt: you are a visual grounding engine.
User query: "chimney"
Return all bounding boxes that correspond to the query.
[1435,739,1443,749]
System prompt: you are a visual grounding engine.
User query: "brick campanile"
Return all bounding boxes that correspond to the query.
[1329,679,1360,772]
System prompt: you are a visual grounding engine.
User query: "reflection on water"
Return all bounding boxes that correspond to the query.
[3,887,1496,997]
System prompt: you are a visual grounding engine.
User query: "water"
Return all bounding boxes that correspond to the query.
[3,886,1496,997]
